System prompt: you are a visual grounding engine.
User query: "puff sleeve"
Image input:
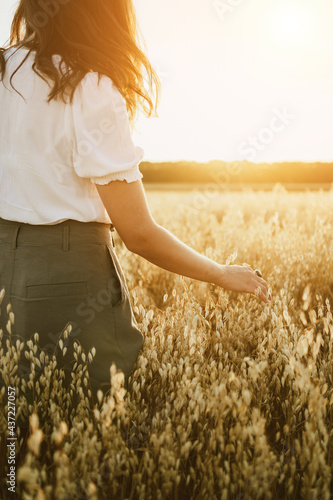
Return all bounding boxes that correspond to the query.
[70,72,144,184]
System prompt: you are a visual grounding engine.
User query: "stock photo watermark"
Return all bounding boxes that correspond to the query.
[154,64,171,85]
[212,0,245,21]
[52,86,130,183]
[7,386,17,494]
[31,0,70,29]
[178,161,242,214]
[238,107,297,162]
[52,117,118,182]
[14,268,123,379]
[178,105,296,215]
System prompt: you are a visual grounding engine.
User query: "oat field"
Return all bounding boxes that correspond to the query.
[1,186,333,500]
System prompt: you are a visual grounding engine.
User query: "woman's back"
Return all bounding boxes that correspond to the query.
[0,47,77,224]
[0,47,145,225]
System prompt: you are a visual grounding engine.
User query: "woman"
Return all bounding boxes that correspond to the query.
[0,0,271,404]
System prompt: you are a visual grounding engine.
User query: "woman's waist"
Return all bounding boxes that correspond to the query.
[0,217,114,248]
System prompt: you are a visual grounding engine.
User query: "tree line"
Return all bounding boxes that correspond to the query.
[140,161,333,184]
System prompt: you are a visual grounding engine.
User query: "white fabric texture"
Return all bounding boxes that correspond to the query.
[0,47,144,225]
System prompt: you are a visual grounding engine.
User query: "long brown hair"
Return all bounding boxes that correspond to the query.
[0,0,160,124]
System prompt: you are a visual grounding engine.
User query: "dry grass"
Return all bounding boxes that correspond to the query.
[1,187,333,500]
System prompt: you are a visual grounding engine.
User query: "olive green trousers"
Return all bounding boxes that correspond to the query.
[0,217,144,410]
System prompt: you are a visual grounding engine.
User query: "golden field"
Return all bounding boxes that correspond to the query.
[1,186,333,500]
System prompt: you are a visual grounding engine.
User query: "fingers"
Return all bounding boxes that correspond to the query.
[257,276,269,294]
[251,274,271,303]
[248,268,272,300]
[252,282,271,304]
[256,287,271,304]
[259,278,272,301]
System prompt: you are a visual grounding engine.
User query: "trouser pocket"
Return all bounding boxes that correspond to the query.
[104,244,130,306]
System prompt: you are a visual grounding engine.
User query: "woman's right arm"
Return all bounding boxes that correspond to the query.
[95,179,271,304]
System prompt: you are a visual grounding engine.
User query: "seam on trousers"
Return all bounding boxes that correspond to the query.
[63,226,69,251]
[9,224,21,303]
[11,224,21,250]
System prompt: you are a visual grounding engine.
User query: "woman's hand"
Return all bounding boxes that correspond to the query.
[217,264,272,304]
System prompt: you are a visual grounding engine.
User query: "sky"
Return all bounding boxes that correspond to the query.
[0,0,332,163]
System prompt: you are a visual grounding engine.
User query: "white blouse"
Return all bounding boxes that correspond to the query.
[0,46,144,225]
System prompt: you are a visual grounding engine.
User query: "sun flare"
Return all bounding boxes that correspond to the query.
[267,3,314,47]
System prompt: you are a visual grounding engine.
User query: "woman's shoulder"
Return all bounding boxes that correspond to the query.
[2,45,31,64]
[74,71,125,108]
[79,72,119,94]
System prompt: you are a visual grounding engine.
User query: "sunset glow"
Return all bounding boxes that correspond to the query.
[267,3,313,47]
[0,0,332,163]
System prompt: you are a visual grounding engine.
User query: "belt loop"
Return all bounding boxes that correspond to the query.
[63,225,69,252]
[11,224,21,250]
